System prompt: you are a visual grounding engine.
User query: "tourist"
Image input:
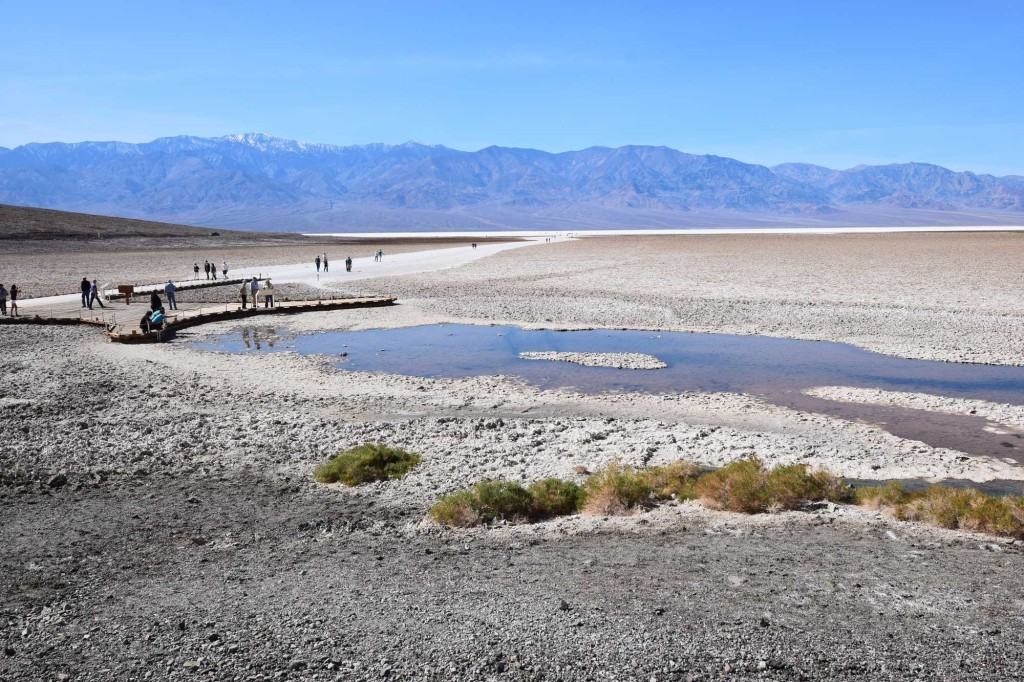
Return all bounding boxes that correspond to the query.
[315,255,321,273]
[210,260,217,280]
[0,283,7,316]
[240,280,249,309]
[263,279,275,308]
[193,262,200,279]
[8,284,18,317]
[222,261,229,278]
[204,260,211,280]
[378,249,384,261]
[164,280,178,311]
[150,291,164,312]
[249,277,260,304]
[80,277,91,308]
[345,256,352,272]
[323,253,329,272]
[89,280,106,310]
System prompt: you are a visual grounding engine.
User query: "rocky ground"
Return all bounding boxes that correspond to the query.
[4,233,1024,680]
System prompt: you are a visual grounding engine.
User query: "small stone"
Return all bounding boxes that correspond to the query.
[182,660,200,670]
[557,599,571,612]
[290,660,307,671]
[47,473,67,488]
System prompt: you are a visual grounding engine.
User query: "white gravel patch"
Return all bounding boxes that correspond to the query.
[519,351,667,369]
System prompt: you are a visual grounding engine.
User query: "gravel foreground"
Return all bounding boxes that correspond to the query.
[3,319,1024,681]
[4,232,1024,680]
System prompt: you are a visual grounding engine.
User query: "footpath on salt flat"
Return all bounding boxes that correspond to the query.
[13,237,551,317]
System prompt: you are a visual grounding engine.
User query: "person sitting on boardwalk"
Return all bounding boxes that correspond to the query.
[263,279,275,308]
[164,280,178,310]
[140,307,166,333]
[80,277,91,308]
[8,284,18,317]
[89,280,106,310]
[0,284,8,316]
[240,280,250,309]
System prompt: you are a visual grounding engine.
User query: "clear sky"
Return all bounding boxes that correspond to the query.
[2,1,1022,174]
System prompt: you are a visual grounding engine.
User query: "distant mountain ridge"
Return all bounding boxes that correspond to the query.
[1,133,1021,231]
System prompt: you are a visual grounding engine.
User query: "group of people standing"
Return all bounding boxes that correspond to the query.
[195,260,228,280]
[315,253,354,273]
[79,277,106,310]
[0,283,17,316]
[239,277,274,309]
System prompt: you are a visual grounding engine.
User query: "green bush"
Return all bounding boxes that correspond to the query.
[528,478,585,519]
[644,461,702,501]
[695,458,850,513]
[429,480,534,527]
[869,485,1024,539]
[313,443,421,486]
[853,481,914,508]
[581,461,653,515]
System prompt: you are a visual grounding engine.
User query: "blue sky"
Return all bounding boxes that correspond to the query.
[2,1,1022,174]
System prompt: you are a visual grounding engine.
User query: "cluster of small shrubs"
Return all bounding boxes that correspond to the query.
[313,443,421,486]
[430,457,850,527]
[695,458,852,513]
[856,482,1024,539]
[430,478,584,527]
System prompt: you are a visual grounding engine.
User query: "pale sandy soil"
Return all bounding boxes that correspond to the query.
[321,232,1024,365]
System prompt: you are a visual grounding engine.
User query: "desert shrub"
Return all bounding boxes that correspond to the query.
[313,443,421,485]
[764,464,853,510]
[581,461,653,516]
[429,490,481,528]
[429,480,534,527]
[695,458,851,513]
[473,480,535,523]
[695,458,768,513]
[853,481,915,509]
[644,461,702,501]
[528,478,584,519]
[888,486,1024,539]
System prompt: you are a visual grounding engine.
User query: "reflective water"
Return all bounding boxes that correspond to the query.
[197,323,1024,467]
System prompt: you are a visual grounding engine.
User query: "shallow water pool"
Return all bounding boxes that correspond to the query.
[197,323,1024,468]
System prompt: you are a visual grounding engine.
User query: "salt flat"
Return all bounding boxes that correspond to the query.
[3,230,1024,680]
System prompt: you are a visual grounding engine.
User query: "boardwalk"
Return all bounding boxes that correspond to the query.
[2,290,396,343]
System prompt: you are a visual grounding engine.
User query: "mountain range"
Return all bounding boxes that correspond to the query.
[1,133,1022,231]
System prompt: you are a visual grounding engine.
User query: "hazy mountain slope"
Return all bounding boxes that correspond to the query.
[1,133,1021,231]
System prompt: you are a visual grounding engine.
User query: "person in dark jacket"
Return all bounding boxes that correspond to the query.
[150,292,164,312]
[204,261,211,280]
[193,262,200,279]
[8,284,18,316]
[0,284,8,316]
[80,277,91,308]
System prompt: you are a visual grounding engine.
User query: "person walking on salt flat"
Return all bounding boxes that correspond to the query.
[315,255,321,273]
[193,262,200,279]
[90,280,106,310]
